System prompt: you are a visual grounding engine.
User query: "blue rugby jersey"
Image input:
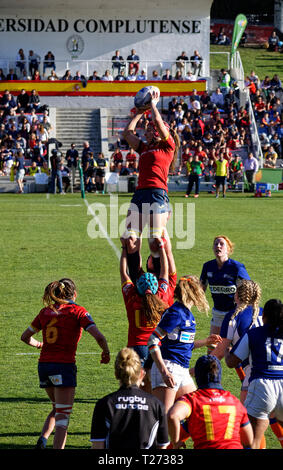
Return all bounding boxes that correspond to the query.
[200,258,250,312]
[220,306,263,368]
[157,301,196,368]
[231,324,283,382]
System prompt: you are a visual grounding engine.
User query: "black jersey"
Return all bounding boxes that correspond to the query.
[90,385,169,449]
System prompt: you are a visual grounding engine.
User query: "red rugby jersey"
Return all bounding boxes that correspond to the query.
[122,279,169,347]
[136,134,175,191]
[177,388,250,449]
[31,302,95,363]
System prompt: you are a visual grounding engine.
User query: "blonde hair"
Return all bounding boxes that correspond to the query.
[174,275,210,314]
[230,279,262,326]
[43,278,76,313]
[213,235,234,255]
[115,348,142,387]
[141,294,168,326]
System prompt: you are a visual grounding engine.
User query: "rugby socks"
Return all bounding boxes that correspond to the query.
[269,417,283,448]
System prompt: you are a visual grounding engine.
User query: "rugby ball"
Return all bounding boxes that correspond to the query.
[134,86,160,111]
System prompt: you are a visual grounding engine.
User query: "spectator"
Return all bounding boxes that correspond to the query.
[28,89,41,113]
[95,152,107,193]
[50,149,64,194]
[66,143,79,169]
[101,69,113,81]
[162,69,172,80]
[90,348,169,450]
[190,50,203,77]
[270,74,282,92]
[88,70,101,80]
[115,70,126,81]
[126,69,137,81]
[111,50,125,75]
[176,51,188,75]
[127,49,140,75]
[168,355,253,449]
[136,69,147,80]
[230,154,243,187]
[219,69,231,96]
[110,147,123,172]
[174,70,183,80]
[268,30,280,51]
[16,48,26,75]
[243,152,259,192]
[151,70,160,80]
[61,164,71,192]
[184,71,196,81]
[47,70,59,81]
[214,152,229,198]
[211,87,224,109]
[6,68,18,81]
[185,153,204,198]
[17,89,30,113]
[32,70,41,81]
[224,88,238,112]
[217,27,230,45]
[125,147,138,173]
[15,150,25,193]
[264,145,278,168]
[248,70,260,90]
[43,51,56,76]
[28,50,41,77]
[62,69,73,80]
[0,68,6,81]
[80,139,91,171]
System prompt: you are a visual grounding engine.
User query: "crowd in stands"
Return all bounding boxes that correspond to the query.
[247,71,282,167]
[0,44,282,195]
[0,47,207,83]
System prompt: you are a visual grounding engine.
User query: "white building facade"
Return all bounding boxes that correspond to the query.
[0,0,213,78]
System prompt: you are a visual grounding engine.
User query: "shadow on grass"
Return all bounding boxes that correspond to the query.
[0,396,98,404]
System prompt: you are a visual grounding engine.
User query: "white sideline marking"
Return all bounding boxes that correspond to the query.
[83,197,120,260]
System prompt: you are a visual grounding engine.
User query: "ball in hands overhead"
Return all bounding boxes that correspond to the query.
[134,86,160,111]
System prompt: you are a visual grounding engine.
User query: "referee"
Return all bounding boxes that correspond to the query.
[90,348,169,449]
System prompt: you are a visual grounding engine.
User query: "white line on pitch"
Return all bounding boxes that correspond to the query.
[83,197,120,260]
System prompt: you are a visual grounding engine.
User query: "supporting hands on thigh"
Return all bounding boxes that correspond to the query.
[162,369,176,388]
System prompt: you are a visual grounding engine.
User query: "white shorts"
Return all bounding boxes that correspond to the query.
[244,378,283,421]
[211,308,229,328]
[17,169,25,181]
[151,359,195,392]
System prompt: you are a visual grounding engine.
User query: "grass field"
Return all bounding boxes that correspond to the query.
[1,190,283,449]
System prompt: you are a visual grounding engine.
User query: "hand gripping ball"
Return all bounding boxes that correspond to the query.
[134,86,160,111]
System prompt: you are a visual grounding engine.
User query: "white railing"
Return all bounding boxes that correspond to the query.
[0,58,206,80]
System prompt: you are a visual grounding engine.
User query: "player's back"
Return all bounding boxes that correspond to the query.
[181,388,248,449]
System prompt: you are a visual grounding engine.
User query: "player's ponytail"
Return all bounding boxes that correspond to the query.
[141,294,168,326]
[115,347,142,387]
[174,275,210,314]
[43,278,76,313]
[230,279,261,326]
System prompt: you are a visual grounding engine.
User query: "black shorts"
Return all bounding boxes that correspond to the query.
[38,362,77,388]
[96,168,105,177]
[215,176,226,187]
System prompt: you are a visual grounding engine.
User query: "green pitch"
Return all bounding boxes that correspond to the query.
[1,191,283,449]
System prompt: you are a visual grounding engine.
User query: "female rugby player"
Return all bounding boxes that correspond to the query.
[21,278,110,449]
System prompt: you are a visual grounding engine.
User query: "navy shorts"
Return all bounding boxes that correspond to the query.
[38,362,77,388]
[132,345,150,368]
[130,188,170,214]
